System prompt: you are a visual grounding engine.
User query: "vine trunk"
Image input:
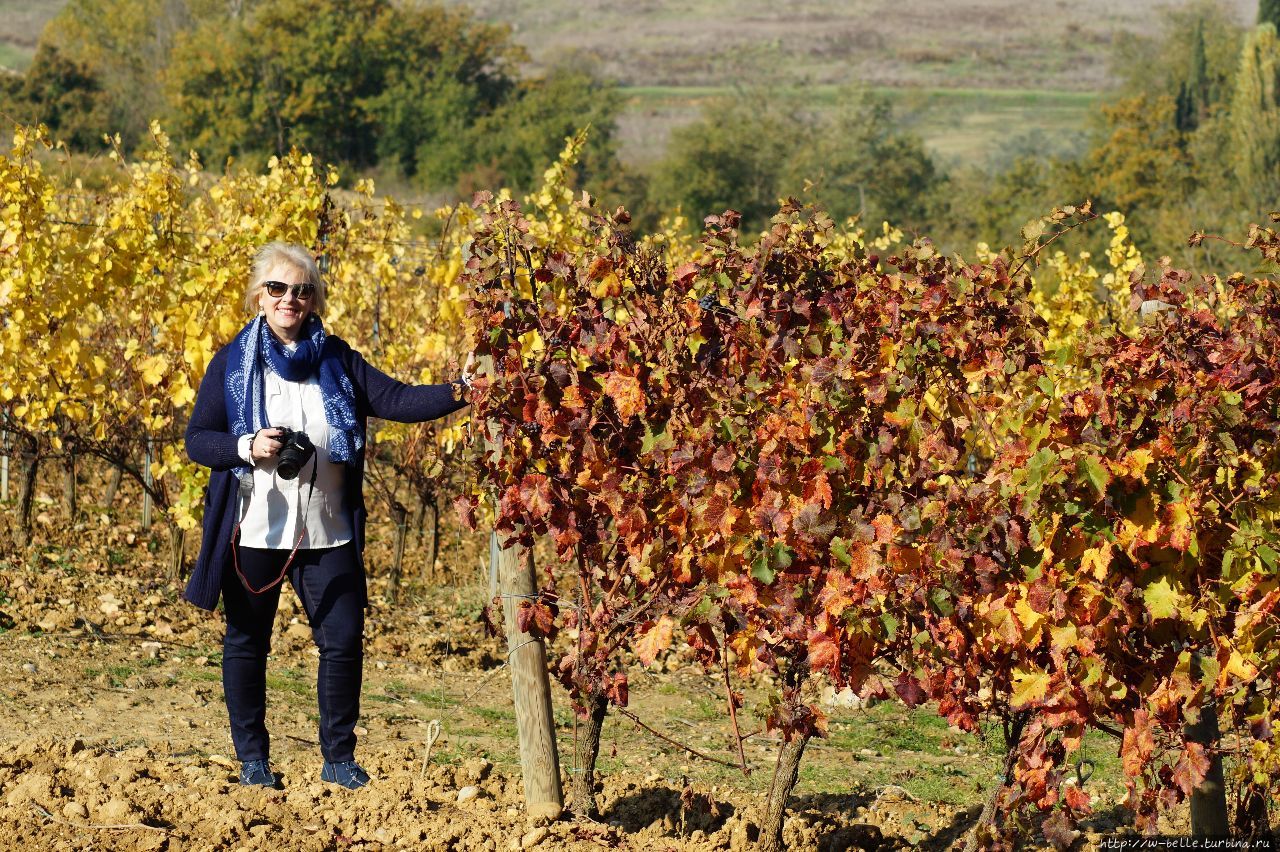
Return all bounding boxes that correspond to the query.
[571,691,609,819]
[758,733,810,852]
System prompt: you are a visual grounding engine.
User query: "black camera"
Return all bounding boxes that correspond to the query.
[274,428,315,480]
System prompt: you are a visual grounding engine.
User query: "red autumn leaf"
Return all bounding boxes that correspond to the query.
[518,474,554,519]
[535,399,558,432]
[554,526,581,552]
[887,544,921,573]
[894,672,927,707]
[597,472,625,515]
[793,502,836,541]
[673,262,700,283]
[602,372,646,420]
[711,444,737,472]
[547,361,572,387]
[1062,783,1091,812]
[1122,710,1156,777]
[1040,809,1079,850]
[701,492,731,535]
[806,630,840,675]
[845,541,875,579]
[516,600,557,638]
[587,257,612,280]
[635,616,675,666]
[453,493,477,530]
[1171,741,1211,796]
[803,469,833,510]
[616,506,649,554]
[752,489,789,535]
[604,672,629,707]
[819,582,857,631]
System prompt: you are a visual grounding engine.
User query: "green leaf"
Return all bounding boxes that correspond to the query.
[1258,544,1277,571]
[1021,218,1047,243]
[831,538,852,565]
[901,506,921,532]
[772,542,794,570]
[1025,448,1057,490]
[1036,375,1055,397]
[1143,576,1184,620]
[880,612,899,639]
[641,426,673,454]
[1077,455,1110,499]
[1198,653,1220,688]
[822,427,837,454]
[751,553,775,585]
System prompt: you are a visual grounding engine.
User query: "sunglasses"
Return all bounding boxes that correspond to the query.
[263,280,316,300]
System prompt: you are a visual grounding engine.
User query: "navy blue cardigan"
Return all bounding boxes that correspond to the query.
[183,335,468,611]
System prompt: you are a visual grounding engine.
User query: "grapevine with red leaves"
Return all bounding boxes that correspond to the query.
[459,196,718,816]
[459,193,1280,848]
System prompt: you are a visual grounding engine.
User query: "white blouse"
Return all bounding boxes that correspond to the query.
[235,364,352,550]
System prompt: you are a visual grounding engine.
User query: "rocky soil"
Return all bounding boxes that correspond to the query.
[0,508,1175,850]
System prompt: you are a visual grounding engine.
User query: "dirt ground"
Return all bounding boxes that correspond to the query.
[0,507,1180,851]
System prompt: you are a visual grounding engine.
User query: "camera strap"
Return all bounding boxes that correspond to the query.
[232,457,319,595]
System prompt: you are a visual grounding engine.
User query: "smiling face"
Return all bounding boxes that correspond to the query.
[256,261,314,343]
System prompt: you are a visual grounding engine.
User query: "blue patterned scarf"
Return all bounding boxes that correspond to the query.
[224,314,362,483]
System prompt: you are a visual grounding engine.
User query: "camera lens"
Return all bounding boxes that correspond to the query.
[275,430,314,480]
[277,453,301,480]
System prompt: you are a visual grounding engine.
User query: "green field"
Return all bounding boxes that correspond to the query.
[434,0,1245,169]
[444,0,1254,89]
[0,0,58,71]
[616,85,1098,168]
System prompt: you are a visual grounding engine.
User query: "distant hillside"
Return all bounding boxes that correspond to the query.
[0,0,61,70]
[0,0,1260,169]
[440,0,1255,91]
[4,1,1257,86]
[447,0,1255,167]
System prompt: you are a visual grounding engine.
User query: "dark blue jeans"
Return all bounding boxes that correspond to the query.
[221,542,366,764]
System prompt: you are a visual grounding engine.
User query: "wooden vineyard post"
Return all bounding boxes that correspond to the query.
[1187,655,1229,836]
[142,436,154,530]
[481,354,564,820]
[494,530,564,819]
[1,428,9,502]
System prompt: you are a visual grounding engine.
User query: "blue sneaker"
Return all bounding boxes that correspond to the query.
[321,760,371,789]
[239,759,278,787]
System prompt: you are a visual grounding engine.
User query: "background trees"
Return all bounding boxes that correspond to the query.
[1,0,624,197]
[650,88,941,234]
[165,0,524,175]
[5,0,1280,258]
[1232,23,1280,206]
[0,43,112,149]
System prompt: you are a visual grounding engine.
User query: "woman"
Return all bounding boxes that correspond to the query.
[184,241,470,789]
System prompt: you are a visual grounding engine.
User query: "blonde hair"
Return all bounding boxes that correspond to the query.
[243,241,327,316]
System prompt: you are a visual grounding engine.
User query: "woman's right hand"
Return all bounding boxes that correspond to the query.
[250,428,284,461]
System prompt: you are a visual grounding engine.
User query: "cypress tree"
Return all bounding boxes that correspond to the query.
[1231,23,1280,206]
[1261,0,1280,30]
[1177,20,1211,131]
